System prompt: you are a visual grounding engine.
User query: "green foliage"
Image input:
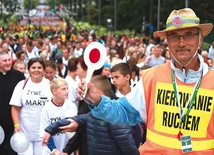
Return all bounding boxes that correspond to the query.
[2,0,214,42]
[20,0,214,35]
[202,42,210,50]
[73,20,136,37]
[23,0,39,10]
[10,14,17,22]
[0,19,7,27]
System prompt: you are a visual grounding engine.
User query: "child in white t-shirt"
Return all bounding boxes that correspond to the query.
[40,78,77,155]
[111,62,132,98]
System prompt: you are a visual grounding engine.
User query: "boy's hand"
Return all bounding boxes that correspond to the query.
[59,119,78,132]
[51,148,61,155]
[77,79,102,104]
[41,132,51,145]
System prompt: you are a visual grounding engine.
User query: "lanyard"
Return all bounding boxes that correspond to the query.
[171,70,203,124]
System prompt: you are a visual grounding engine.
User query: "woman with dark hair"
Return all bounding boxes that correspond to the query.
[161,48,171,63]
[9,58,53,155]
[75,55,87,80]
[44,60,57,81]
[15,50,26,62]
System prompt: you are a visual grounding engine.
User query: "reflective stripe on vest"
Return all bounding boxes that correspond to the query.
[147,129,214,151]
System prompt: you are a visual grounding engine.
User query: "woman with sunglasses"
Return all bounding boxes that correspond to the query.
[9,58,53,155]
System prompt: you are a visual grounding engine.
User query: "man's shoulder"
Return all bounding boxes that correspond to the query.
[207,67,214,75]
[160,55,166,60]
[142,63,169,80]
[143,63,169,74]
[8,69,25,78]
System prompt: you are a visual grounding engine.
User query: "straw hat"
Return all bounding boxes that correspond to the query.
[153,8,213,38]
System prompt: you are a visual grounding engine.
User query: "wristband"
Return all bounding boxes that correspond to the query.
[14,123,20,128]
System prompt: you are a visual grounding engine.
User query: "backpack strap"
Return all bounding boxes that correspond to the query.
[22,78,29,89]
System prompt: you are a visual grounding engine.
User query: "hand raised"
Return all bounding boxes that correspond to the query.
[77,79,102,105]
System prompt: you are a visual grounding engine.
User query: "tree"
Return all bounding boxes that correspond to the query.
[22,0,214,41]
[23,0,39,10]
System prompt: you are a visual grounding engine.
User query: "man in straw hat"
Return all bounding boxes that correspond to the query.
[66,8,214,154]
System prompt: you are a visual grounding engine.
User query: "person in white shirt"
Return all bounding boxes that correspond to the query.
[111,63,132,98]
[208,41,214,59]
[25,41,39,63]
[34,39,44,55]
[49,36,58,58]
[62,46,72,66]
[65,57,78,106]
[145,39,155,56]
[40,78,77,155]
[73,41,83,58]
[10,58,53,155]
[145,44,166,67]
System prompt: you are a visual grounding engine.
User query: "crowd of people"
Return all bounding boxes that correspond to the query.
[0,7,214,155]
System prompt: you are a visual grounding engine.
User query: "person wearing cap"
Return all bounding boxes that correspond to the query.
[101,62,111,78]
[74,8,214,154]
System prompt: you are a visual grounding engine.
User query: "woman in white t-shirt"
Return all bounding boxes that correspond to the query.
[10,58,53,155]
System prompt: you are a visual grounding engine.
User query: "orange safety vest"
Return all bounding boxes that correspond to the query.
[139,62,214,155]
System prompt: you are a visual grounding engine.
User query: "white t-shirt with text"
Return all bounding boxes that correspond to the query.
[9,78,53,141]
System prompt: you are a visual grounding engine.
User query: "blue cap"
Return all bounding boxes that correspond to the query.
[103,62,111,69]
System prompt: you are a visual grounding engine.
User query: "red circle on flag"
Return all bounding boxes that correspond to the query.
[84,42,106,70]
[89,48,100,63]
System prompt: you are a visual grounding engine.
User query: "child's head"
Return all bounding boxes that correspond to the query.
[91,75,114,99]
[50,78,68,100]
[111,63,131,90]
[13,60,26,74]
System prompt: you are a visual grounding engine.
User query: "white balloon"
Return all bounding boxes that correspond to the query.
[0,126,5,145]
[10,132,30,153]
